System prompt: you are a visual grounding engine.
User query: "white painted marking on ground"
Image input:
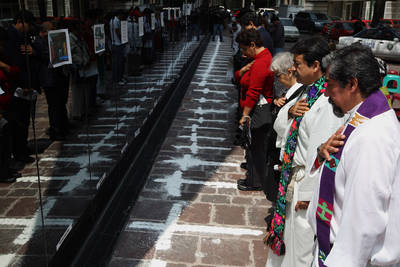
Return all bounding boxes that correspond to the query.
[188,117,228,124]
[192,97,226,103]
[189,107,228,115]
[162,154,237,171]
[193,88,228,95]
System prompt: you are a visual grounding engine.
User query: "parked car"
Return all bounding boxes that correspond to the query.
[322,20,354,40]
[337,27,400,62]
[294,11,331,32]
[280,17,300,41]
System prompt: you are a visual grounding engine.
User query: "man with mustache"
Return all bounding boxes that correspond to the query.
[265,36,348,267]
[307,44,400,267]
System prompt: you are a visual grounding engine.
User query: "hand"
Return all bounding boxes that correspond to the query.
[239,61,254,77]
[288,99,309,117]
[295,201,309,211]
[239,115,250,127]
[20,44,33,55]
[273,97,286,107]
[318,126,345,161]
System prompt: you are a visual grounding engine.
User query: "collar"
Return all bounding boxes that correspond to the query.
[254,48,269,60]
[346,101,363,121]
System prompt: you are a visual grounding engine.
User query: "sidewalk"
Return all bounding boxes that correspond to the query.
[0,40,200,266]
[109,38,271,267]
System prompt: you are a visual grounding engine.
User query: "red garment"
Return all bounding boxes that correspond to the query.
[235,48,274,109]
[0,65,19,111]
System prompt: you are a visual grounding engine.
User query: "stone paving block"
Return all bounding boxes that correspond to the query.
[200,237,251,266]
[113,232,159,260]
[0,229,23,254]
[200,194,230,204]
[0,198,17,215]
[6,197,38,217]
[232,196,253,205]
[7,189,38,197]
[155,234,198,263]
[17,228,65,256]
[248,206,269,227]
[130,200,173,222]
[253,240,269,267]
[213,205,246,225]
[178,203,211,224]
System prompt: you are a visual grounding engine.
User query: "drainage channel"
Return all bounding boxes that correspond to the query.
[50,37,210,267]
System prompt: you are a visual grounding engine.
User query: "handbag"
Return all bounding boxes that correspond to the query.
[250,102,272,129]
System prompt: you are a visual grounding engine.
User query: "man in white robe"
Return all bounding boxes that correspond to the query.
[266,36,348,267]
[307,44,400,267]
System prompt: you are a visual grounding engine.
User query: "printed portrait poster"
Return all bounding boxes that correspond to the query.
[120,20,128,44]
[138,16,144,37]
[93,24,105,54]
[48,29,72,68]
[160,12,165,27]
[151,13,156,30]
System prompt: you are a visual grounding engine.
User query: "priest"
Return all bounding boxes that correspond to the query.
[307,44,400,267]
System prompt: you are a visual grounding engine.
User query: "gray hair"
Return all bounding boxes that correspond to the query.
[270,52,294,74]
[322,43,380,97]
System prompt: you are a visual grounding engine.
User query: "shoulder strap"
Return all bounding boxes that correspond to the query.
[286,84,307,103]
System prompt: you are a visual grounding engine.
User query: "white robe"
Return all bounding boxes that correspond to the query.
[273,82,303,153]
[267,94,349,267]
[307,107,400,267]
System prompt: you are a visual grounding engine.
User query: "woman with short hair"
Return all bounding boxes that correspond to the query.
[234,29,274,193]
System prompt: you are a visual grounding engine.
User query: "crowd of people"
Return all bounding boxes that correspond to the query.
[230,10,400,267]
[0,6,211,183]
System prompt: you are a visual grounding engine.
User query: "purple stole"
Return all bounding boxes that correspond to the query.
[316,90,391,266]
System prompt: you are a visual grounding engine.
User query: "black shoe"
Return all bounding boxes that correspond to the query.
[237,178,246,185]
[14,155,35,164]
[0,176,17,183]
[50,133,66,141]
[237,182,262,191]
[240,162,247,170]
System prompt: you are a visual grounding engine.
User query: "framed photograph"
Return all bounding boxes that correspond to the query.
[121,20,128,44]
[138,16,144,37]
[93,24,105,54]
[48,29,72,68]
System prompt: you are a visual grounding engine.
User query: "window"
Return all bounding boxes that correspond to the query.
[315,13,329,20]
[343,22,353,31]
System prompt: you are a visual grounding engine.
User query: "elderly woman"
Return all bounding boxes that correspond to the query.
[271,52,306,154]
[234,29,274,192]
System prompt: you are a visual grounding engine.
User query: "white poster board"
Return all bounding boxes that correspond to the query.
[138,16,144,37]
[161,12,164,27]
[151,13,156,30]
[48,29,72,68]
[120,20,128,44]
[93,24,105,54]
[187,4,192,15]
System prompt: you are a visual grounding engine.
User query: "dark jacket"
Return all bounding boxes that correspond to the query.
[5,25,39,91]
[257,27,275,56]
[32,35,67,88]
[271,22,284,49]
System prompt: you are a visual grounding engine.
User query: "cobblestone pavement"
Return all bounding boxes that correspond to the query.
[0,40,200,267]
[109,39,272,267]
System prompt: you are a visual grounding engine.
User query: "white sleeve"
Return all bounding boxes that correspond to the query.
[324,125,397,267]
[273,99,295,149]
[297,100,346,201]
[370,154,400,265]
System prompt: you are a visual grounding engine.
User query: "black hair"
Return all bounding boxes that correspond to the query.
[240,12,260,27]
[235,28,263,47]
[323,43,381,98]
[13,10,35,25]
[290,35,330,72]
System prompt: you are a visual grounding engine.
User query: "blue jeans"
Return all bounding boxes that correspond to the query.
[212,24,223,41]
[275,47,283,54]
